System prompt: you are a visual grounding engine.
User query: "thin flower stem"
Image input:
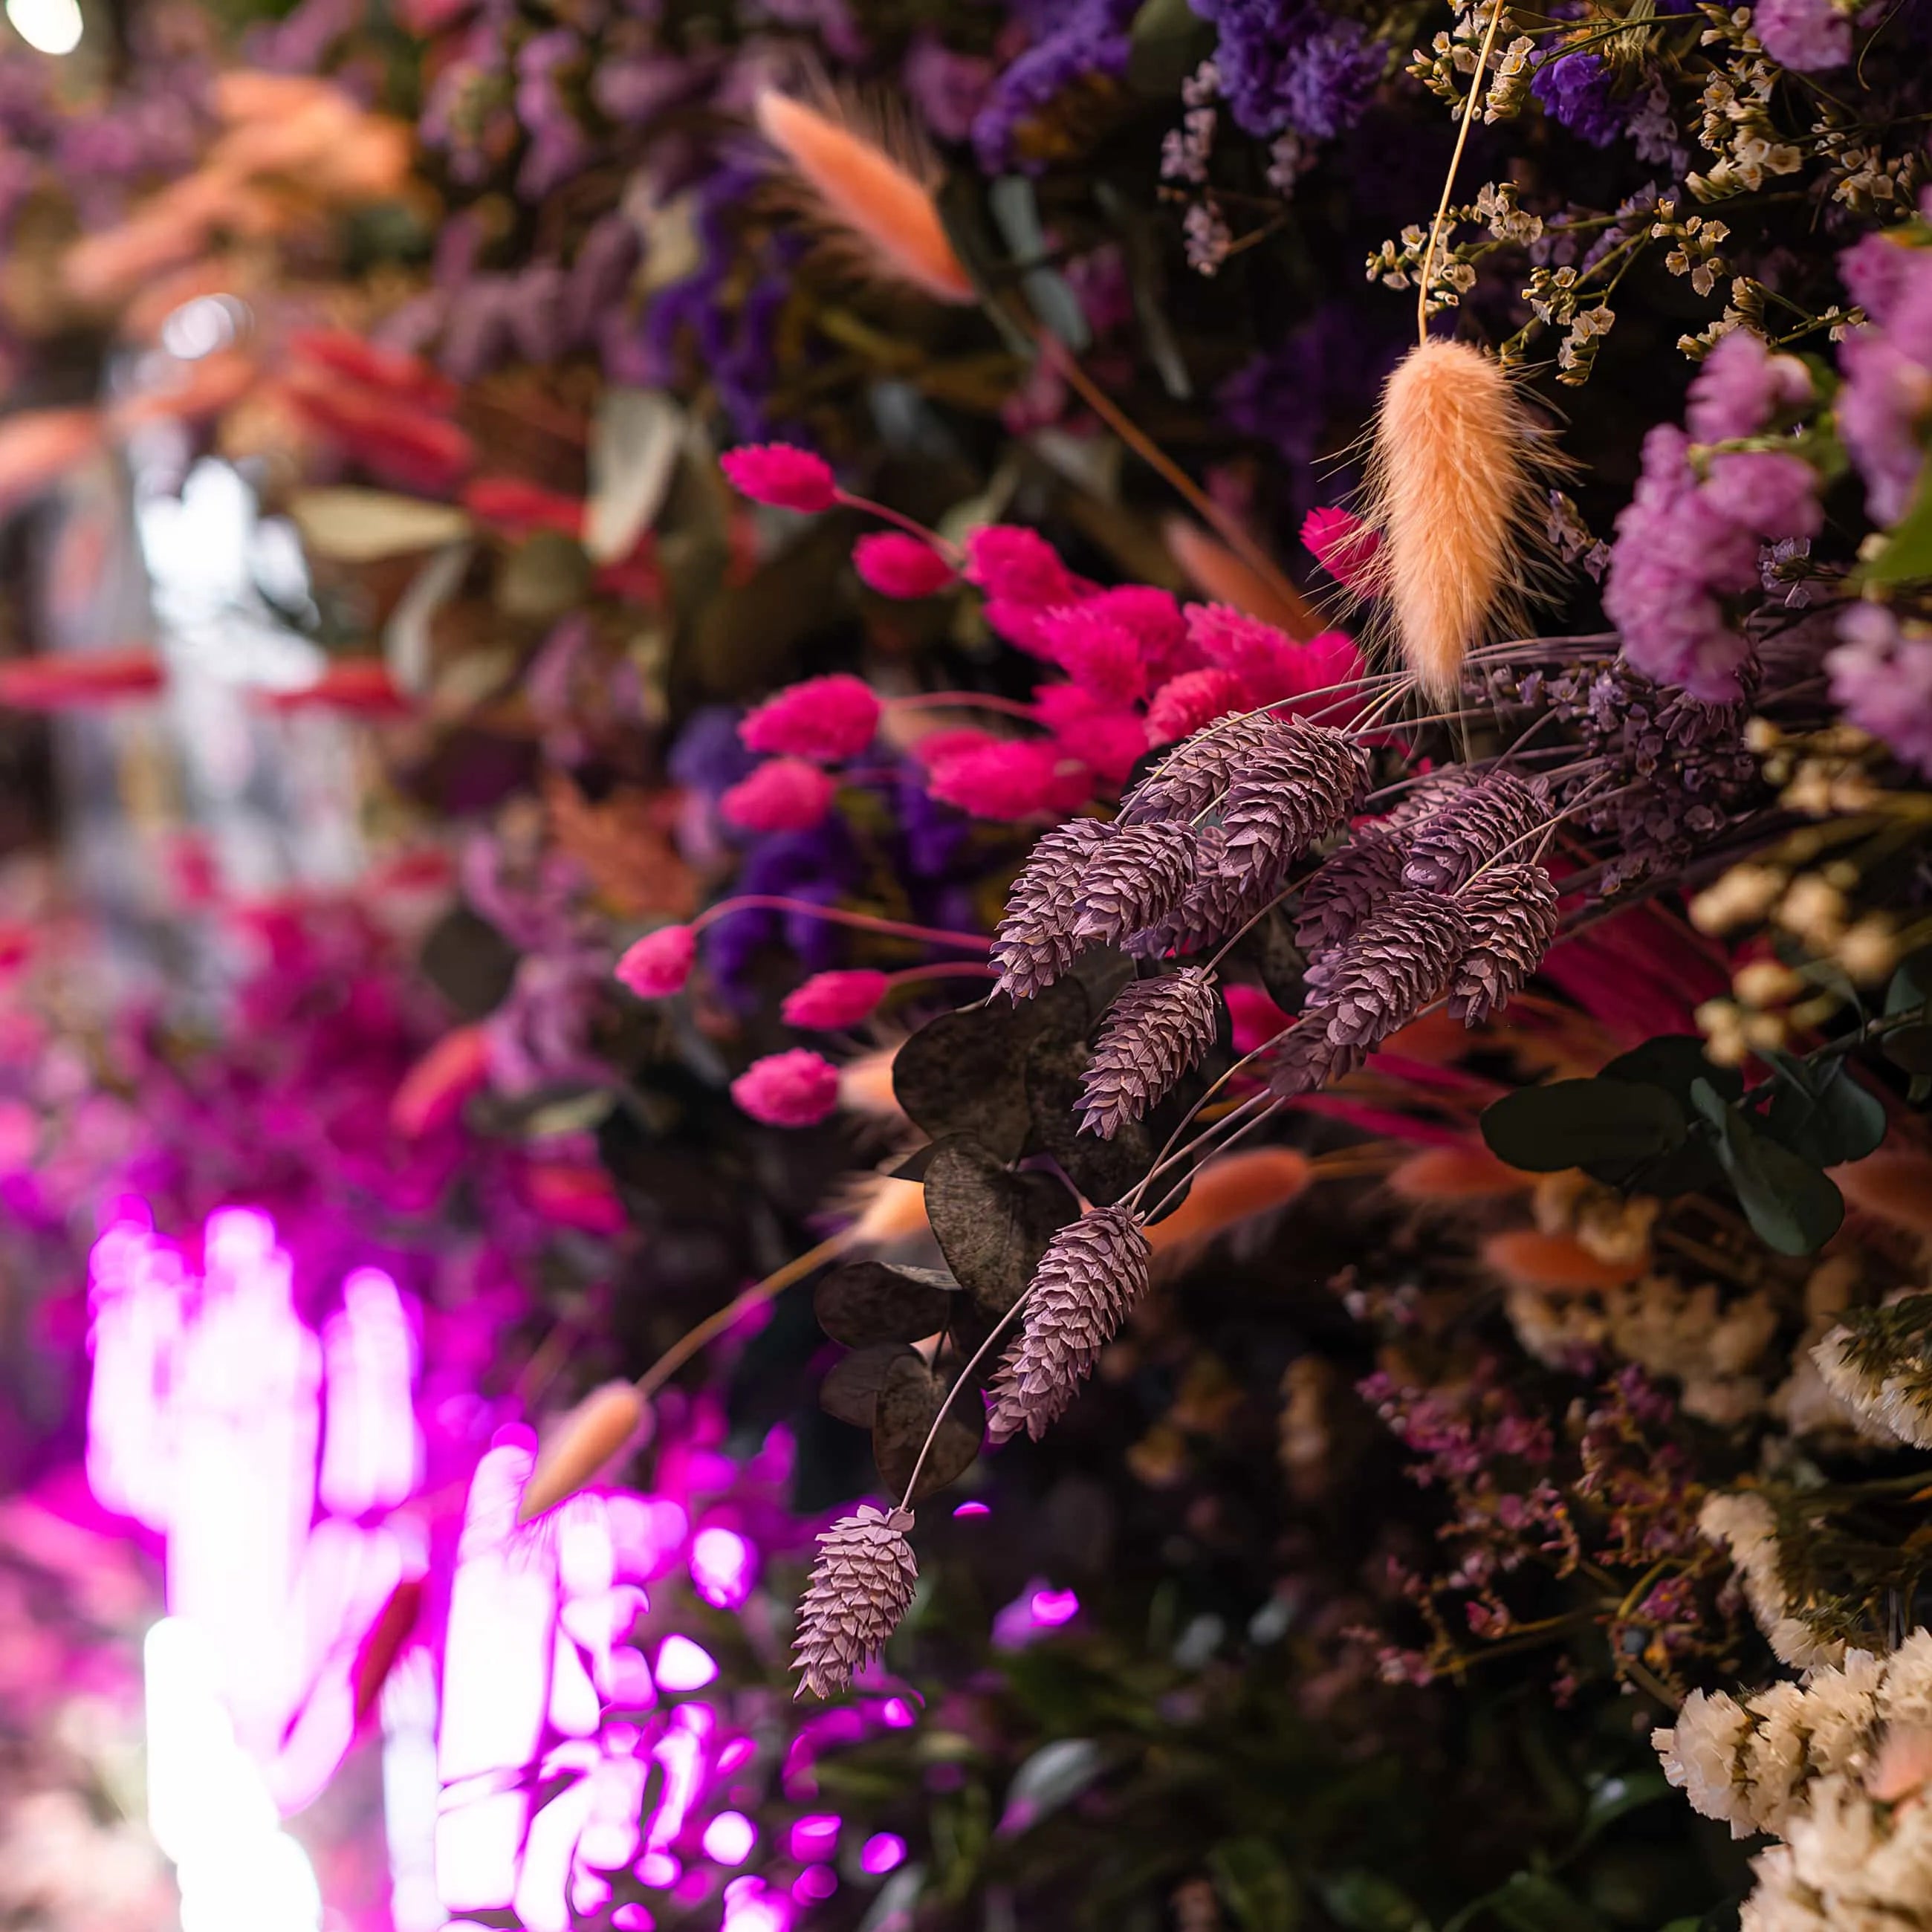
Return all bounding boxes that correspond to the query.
[690,895,988,951]
[896,1289,1038,1508]
[1416,0,1513,344]
[1128,1082,1275,1210]
[1141,1098,1286,1222]
[834,490,959,559]
[883,962,1002,991]
[887,691,1042,722]
[635,1234,850,1400]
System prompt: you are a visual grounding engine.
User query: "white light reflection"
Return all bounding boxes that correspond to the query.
[6,0,82,54]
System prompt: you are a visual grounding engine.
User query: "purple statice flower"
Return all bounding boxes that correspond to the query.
[1828,604,1932,776]
[515,30,592,200]
[1187,0,1383,140]
[1835,237,1932,528]
[1606,333,1825,699]
[1753,0,1850,70]
[1530,51,1623,147]
[904,34,996,142]
[1839,230,1919,325]
[972,0,1141,173]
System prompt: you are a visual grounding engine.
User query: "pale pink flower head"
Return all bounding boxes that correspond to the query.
[732,1048,842,1125]
[1144,667,1251,745]
[928,738,1092,819]
[740,673,882,761]
[721,756,837,832]
[853,531,955,599]
[616,924,698,998]
[782,969,891,1028]
[721,443,839,513]
[1037,605,1149,705]
[1301,506,1381,590]
[962,525,1077,605]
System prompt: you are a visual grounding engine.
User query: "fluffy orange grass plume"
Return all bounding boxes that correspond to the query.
[351,1575,424,1725]
[1147,1147,1313,1266]
[753,88,975,306]
[837,1045,905,1119]
[1390,1144,1531,1202]
[1359,339,1563,703]
[1482,1228,1647,1294]
[1163,516,1320,639]
[517,1381,651,1524]
[1832,1150,1932,1236]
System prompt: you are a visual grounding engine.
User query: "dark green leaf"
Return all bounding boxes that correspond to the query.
[1208,1838,1302,1932]
[1691,1079,1845,1255]
[1480,1080,1686,1173]
[893,1006,1037,1161]
[1884,947,1932,1020]
[820,1343,920,1427]
[1226,910,1305,1014]
[872,1352,983,1500]
[1024,1032,1155,1206]
[814,1261,958,1348]
[1487,1873,1601,1932]
[1762,1052,1887,1166]
[989,176,1090,354]
[1600,1036,1743,1106]
[1569,1770,1672,1852]
[1884,1025,1932,1075]
[1068,947,1137,1021]
[997,1740,1106,1835]
[1126,0,1214,97]
[936,175,1034,357]
[1320,1871,1429,1932]
[420,907,519,1019]
[924,1140,1080,1315]
[1866,460,1932,586]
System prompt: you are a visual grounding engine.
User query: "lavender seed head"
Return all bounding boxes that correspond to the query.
[1080,967,1221,1138]
[792,1503,918,1699]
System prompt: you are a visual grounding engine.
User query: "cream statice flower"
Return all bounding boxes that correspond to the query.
[1773,1259,1896,1446]
[1699,1491,1845,1670]
[1740,1772,1932,1932]
[1814,1293,1932,1450]
[1655,1688,1757,1835]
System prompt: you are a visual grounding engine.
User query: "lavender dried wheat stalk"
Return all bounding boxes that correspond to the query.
[1217,719,1368,893]
[1401,771,1549,892]
[1080,967,1220,1138]
[1118,713,1281,826]
[988,1207,1151,1443]
[1072,823,1198,947]
[1449,862,1560,1023]
[792,1503,919,1698]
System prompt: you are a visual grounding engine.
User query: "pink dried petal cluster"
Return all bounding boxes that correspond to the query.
[720,756,837,832]
[1302,505,1381,589]
[615,923,697,998]
[1144,667,1250,747]
[782,968,892,1028]
[721,442,839,513]
[927,739,1083,820]
[853,531,956,599]
[731,1048,843,1126]
[962,525,1078,603]
[740,673,883,761]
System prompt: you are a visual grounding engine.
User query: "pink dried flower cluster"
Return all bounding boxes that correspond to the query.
[730,1048,843,1127]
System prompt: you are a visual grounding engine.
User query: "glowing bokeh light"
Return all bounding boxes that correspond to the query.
[701,1811,756,1865]
[5,0,82,54]
[860,1832,907,1876]
[1031,1587,1080,1627]
[689,1526,756,1608]
[653,1633,718,1691]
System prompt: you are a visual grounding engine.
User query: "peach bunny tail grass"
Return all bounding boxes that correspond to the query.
[1359,339,1566,704]
[1147,1147,1313,1271]
[1163,516,1320,639]
[517,1381,651,1524]
[753,88,976,306]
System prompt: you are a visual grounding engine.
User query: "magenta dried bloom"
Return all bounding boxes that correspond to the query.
[1827,604,1932,778]
[782,969,892,1029]
[993,817,1111,999]
[721,443,839,513]
[1145,667,1252,746]
[732,1048,842,1126]
[989,1207,1151,1442]
[1216,717,1367,889]
[1401,772,1550,892]
[793,1504,918,1698]
[1450,863,1560,1024]
[928,739,1083,820]
[1080,967,1220,1138]
[741,674,883,761]
[962,525,1078,604]
[1685,331,1812,443]
[1185,603,1297,696]
[1038,604,1150,705]
[1073,822,1198,946]
[615,923,697,998]
[721,756,837,832]
[1042,698,1149,786]
[1083,584,1189,678]
[854,531,956,599]
[1302,505,1381,589]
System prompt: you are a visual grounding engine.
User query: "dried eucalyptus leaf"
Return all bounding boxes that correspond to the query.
[893,1005,1035,1160]
[1227,911,1304,1012]
[924,1140,1080,1315]
[1024,1031,1155,1207]
[1069,947,1136,1021]
[872,1352,984,1500]
[497,529,594,622]
[814,1260,959,1348]
[420,907,518,1019]
[821,1343,919,1428]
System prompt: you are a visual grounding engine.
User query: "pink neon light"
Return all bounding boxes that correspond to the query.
[789,1815,840,1861]
[793,1865,838,1904]
[635,1852,680,1889]
[613,1907,656,1931]
[653,1634,717,1691]
[861,1833,907,1875]
[320,1268,423,1517]
[722,1877,791,1932]
[1030,1588,1080,1627]
[690,1526,756,1610]
[702,1811,756,1865]
[953,1500,991,1517]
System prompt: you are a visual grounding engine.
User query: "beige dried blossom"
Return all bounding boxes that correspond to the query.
[1692,863,1788,934]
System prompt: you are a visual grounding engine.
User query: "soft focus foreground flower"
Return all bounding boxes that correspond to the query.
[615,924,698,998]
[731,1048,843,1126]
[853,531,956,598]
[721,758,838,833]
[1753,0,1851,70]
[781,970,891,1028]
[1827,605,1932,777]
[739,674,882,761]
[1301,505,1381,589]
[721,443,840,513]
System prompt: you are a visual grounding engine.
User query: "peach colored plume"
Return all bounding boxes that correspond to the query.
[391,1023,491,1139]
[1390,1144,1531,1202]
[1362,340,1555,702]
[1482,1228,1648,1294]
[1164,516,1320,639]
[518,1382,652,1524]
[753,89,975,305]
[1147,1147,1312,1262]
[1832,1150,1932,1236]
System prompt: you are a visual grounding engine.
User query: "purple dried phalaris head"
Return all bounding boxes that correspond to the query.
[988,1206,1152,1444]
[1072,823,1199,948]
[1294,829,1408,955]
[1400,771,1550,892]
[1449,863,1560,1024]
[1080,967,1221,1138]
[991,817,1112,1000]
[792,1503,918,1699]
[1118,710,1280,825]
[1216,717,1369,892]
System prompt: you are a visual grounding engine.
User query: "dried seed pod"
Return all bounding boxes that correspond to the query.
[1402,771,1550,892]
[1072,823,1198,948]
[991,817,1111,999]
[1080,967,1220,1138]
[792,1503,919,1698]
[1449,861,1559,1023]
